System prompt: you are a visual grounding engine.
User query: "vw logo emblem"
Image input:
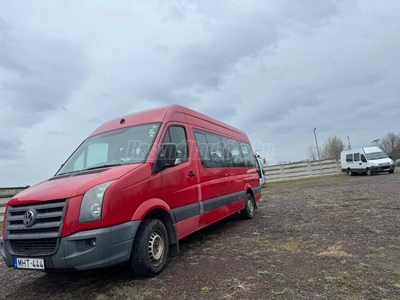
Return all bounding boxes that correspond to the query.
[23,209,36,228]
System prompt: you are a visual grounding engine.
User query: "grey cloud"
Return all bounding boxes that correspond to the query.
[88,117,104,125]
[272,124,297,135]
[280,0,339,29]
[1,43,88,112]
[257,86,322,124]
[47,131,67,136]
[153,44,171,54]
[137,0,339,108]
[0,138,24,160]
[195,95,241,120]
[0,18,90,160]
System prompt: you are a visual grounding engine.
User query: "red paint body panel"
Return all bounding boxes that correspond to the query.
[175,215,200,240]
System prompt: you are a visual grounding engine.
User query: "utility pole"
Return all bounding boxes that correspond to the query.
[347,136,351,150]
[314,127,323,175]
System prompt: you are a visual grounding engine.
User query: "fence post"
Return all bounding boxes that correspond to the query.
[307,160,313,177]
[280,164,285,180]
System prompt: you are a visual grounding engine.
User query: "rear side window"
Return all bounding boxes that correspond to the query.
[240,143,256,167]
[224,138,245,167]
[346,154,353,162]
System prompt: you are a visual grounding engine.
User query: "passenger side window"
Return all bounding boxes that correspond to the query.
[346,154,353,162]
[193,129,256,169]
[194,132,210,165]
[224,139,245,167]
[162,126,188,163]
[354,153,360,161]
[194,132,224,168]
[206,133,225,167]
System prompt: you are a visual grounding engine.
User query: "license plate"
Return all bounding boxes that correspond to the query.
[13,257,45,270]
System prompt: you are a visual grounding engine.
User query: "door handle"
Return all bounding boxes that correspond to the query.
[359,163,362,165]
[188,171,196,177]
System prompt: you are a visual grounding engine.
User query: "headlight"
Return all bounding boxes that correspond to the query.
[79,181,115,223]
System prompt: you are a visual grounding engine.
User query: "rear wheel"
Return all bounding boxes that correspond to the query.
[347,169,353,176]
[366,168,372,176]
[130,219,169,277]
[241,193,255,219]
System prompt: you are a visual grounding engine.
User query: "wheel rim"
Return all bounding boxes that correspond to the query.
[148,230,165,267]
[348,169,352,176]
[247,196,254,215]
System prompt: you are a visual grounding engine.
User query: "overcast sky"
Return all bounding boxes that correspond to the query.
[1,1,399,186]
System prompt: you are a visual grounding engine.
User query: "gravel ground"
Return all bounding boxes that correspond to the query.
[1,171,400,300]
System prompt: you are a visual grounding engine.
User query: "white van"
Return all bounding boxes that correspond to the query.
[254,154,266,185]
[341,146,395,176]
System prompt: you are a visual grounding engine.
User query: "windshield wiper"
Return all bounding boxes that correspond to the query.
[84,163,122,171]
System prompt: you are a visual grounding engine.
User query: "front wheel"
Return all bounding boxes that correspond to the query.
[389,169,394,174]
[130,219,169,277]
[347,169,353,176]
[366,168,372,176]
[241,193,255,219]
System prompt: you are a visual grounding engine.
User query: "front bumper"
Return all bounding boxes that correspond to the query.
[370,164,395,173]
[1,221,140,271]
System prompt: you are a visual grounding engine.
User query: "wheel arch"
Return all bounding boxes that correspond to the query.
[132,199,179,255]
[244,184,256,208]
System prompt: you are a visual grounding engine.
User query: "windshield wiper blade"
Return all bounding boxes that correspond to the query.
[84,164,122,171]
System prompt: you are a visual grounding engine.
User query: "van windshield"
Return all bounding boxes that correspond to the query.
[56,123,161,175]
[365,151,388,160]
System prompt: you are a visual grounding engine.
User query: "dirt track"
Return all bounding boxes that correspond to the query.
[1,172,400,299]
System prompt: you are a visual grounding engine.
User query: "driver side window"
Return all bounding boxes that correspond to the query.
[162,126,188,164]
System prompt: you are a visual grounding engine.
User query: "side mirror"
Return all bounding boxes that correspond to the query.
[361,155,367,163]
[152,143,177,173]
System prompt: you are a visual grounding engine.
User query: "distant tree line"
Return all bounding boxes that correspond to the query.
[307,132,400,161]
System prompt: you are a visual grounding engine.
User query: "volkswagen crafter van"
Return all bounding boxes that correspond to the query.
[1,105,261,276]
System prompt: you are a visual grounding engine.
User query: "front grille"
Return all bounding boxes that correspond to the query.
[5,200,67,256]
[10,238,58,256]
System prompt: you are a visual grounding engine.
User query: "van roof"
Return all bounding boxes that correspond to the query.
[89,104,247,140]
[341,146,383,154]
[362,146,382,153]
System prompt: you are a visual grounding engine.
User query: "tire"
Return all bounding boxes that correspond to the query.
[366,168,372,176]
[130,219,169,277]
[389,169,394,174]
[347,169,353,176]
[241,193,255,219]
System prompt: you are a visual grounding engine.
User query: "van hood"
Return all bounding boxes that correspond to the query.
[369,158,393,165]
[8,164,141,205]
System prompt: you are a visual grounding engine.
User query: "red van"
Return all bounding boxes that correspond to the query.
[1,105,261,276]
